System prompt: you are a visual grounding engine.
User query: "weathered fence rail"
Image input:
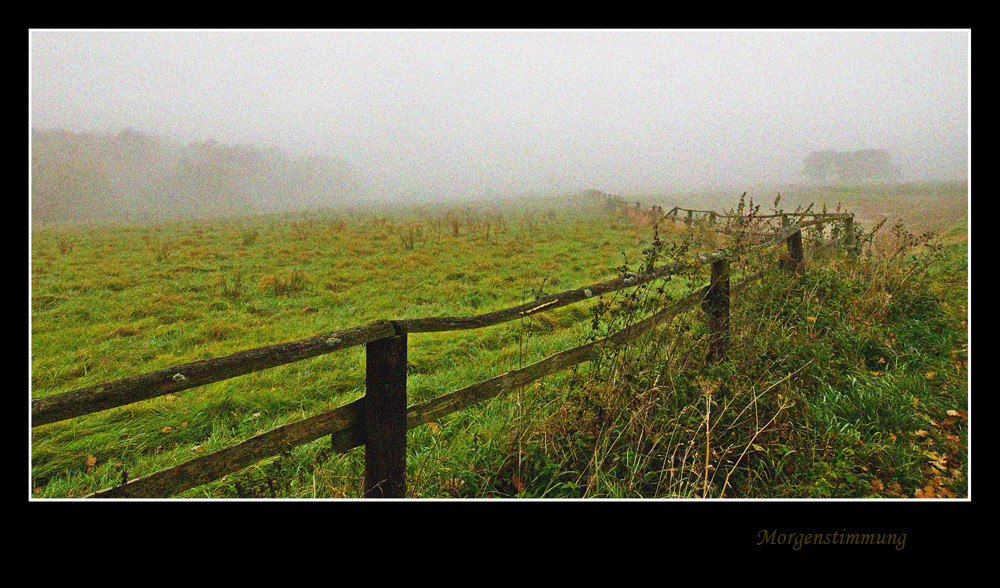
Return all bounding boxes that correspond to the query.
[31,199,857,499]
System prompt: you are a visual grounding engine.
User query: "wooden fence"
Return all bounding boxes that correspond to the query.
[31,198,856,498]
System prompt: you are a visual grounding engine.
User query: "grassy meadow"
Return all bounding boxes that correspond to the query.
[29,186,969,499]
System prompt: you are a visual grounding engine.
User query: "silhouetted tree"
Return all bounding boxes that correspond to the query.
[800,149,901,183]
[31,127,370,222]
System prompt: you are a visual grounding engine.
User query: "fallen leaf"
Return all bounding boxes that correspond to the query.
[937,486,958,498]
[922,451,949,474]
[427,422,440,434]
[162,426,173,433]
[925,371,937,380]
[512,473,525,493]
[806,316,817,323]
[192,445,207,453]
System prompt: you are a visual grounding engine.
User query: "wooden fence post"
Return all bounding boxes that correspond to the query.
[363,330,408,498]
[786,228,805,274]
[703,258,730,363]
[844,215,856,253]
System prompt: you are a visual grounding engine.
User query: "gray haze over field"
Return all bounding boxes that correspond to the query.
[30,28,970,203]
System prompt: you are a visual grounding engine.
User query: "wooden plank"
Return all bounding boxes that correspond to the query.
[402,283,711,432]
[32,320,397,427]
[392,260,692,334]
[671,208,850,221]
[87,397,365,498]
[404,268,766,437]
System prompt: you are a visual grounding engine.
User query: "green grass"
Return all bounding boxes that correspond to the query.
[30,196,682,497]
[498,213,969,499]
[29,192,969,499]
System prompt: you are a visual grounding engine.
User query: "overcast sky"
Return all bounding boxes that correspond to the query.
[29,28,970,200]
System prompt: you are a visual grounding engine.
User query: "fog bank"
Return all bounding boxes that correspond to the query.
[30,29,970,204]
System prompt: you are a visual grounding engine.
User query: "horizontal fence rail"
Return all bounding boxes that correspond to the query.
[31,199,857,498]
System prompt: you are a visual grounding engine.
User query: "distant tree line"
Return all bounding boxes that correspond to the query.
[31,127,369,224]
[799,149,901,183]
